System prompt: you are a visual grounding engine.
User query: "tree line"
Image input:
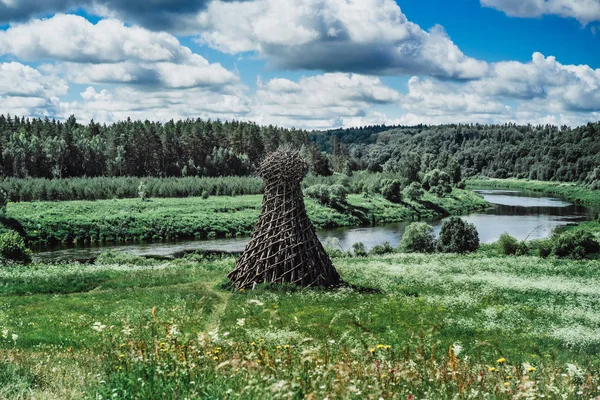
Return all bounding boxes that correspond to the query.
[315,122,600,185]
[1,114,599,186]
[0,115,327,179]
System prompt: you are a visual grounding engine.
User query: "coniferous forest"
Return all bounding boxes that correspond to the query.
[1,115,599,187]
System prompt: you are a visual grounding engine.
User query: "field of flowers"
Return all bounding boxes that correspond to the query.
[2,250,600,399]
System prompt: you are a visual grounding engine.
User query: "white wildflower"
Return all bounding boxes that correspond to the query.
[168,325,180,337]
[452,342,463,356]
[11,334,18,342]
[92,322,107,333]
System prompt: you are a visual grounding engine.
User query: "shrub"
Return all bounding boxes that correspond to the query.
[369,241,394,255]
[201,190,210,199]
[423,169,452,197]
[352,242,368,257]
[0,189,7,217]
[304,184,348,208]
[322,238,346,258]
[537,239,553,258]
[498,233,519,255]
[404,182,424,201]
[515,241,530,256]
[381,179,402,203]
[437,217,479,254]
[399,222,436,253]
[0,231,32,265]
[138,181,148,202]
[552,230,600,259]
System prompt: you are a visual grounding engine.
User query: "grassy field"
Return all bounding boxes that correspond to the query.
[1,252,600,399]
[468,178,600,207]
[4,189,487,245]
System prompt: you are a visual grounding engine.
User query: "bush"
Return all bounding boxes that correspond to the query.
[515,241,530,256]
[380,179,402,203]
[352,242,368,257]
[498,233,519,255]
[369,241,394,255]
[304,184,348,208]
[537,239,553,258]
[0,189,7,217]
[404,182,424,201]
[0,231,32,265]
[552,230,600,259]
[437,217,479,254]
[423,169,452,197]
[399,222,436,253]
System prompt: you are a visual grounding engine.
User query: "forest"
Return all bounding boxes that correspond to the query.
[1,115,599,187]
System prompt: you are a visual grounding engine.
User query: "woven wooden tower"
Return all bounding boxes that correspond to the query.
[228,150,342,289]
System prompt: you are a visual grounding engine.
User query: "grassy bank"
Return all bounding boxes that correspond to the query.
[467,178,600,207]
[2,252,600,398]
[5,189,487,245]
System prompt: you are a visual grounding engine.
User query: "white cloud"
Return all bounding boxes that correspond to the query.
[0,14,188,63]
[57,85,252,123]
[196,0,488,79]
[481,0,600,25]
[0,62,66,118]
[252,73,400,129]
[0,14,239,90]
[0,62,67,98]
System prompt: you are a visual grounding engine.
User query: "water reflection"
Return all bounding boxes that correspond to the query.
[33,189,598,261]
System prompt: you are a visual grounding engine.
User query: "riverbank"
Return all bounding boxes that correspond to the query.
[2,252,599,398]
[467,178,600,207]
[4,189,487,246]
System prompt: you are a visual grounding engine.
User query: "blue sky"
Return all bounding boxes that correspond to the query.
[1,0,599,129]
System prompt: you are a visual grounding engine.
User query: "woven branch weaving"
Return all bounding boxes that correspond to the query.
[228,150,342,289]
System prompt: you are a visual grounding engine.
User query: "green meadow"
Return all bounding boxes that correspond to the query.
[4,189,487,245]
[2,251,600,399]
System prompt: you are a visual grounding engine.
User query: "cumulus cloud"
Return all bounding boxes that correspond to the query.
[392,53,600,127]
[0,14,239,90]
[197,0,488,79]
[56,85,252,123]
[252,73,401,129]
[0,0,244,32]
[481,0,600,25]
[0,62,67,98]
[0,62,67,118]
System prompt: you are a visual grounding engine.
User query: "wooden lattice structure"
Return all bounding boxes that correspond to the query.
[228,150,342,289]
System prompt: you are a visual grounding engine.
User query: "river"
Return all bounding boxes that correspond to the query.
[33,189,598,262]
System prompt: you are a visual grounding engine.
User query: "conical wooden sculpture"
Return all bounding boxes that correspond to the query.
[228,150,342,289]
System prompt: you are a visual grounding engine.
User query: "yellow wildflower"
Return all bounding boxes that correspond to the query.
[251,341,256,346]
[376,344,384,349]
[369,348,376,353]
[213,356,219,361]
[284,344,291,349]
[504,382,509,387]
[497,358,506,364]
[488,367,496,372]
[384,345,391,350]
[276,345,282,349]
[528,367,536,372]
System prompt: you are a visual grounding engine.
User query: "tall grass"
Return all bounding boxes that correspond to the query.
[0,176,264,202]
[2,252,600,398]
[1,172,433,202]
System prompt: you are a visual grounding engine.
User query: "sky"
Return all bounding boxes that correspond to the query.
[1,0,600,130]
